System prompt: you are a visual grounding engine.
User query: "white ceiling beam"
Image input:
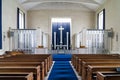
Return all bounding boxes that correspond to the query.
[92,0,106,5]
[28,2,94,11]
[17,0,28,4]
[92,0,101,5]
[18,0,104,11]
[22,0,99,5]
[78,3,95,11]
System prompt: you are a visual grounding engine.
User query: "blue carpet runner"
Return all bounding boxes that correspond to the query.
[48,54,78,80]
[52,54,72,61]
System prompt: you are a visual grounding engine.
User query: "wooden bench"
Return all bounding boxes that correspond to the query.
[72,54,119,71]
[4,54,52,70]
[71,54,120,80]
[72,54,119,66]
[0,59,46,79]
[82,61,120,80]
[76,57,120,74]
[0,72,33,80]
[0,62,44,80]
[72,54,118,64]
[0,54,52,76]
[0,54,53,80]
[0,66,40,80]
[79,59,120,75]
[87,65,120,80]
[96,71,120,80]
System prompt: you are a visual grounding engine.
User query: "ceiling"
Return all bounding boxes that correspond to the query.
[17,0,106,11]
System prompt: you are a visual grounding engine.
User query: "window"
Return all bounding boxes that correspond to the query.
[97,9,105,29]
[17,8,25,29]
[17,8,25,48]
[0,0,2,49]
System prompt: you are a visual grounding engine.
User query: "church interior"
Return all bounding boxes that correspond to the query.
[0,0,120,80]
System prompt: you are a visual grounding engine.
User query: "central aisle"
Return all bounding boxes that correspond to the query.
[48,54,78,80]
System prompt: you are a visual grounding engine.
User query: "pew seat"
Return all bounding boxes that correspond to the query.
[87,65,120,80]
[0,66,40,80]
[81,61,120,80]
[97,72,120,80]
[72,54,119,73]
[0,72,33,80]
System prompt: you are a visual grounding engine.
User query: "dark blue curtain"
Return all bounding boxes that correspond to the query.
[52,22,71,50]
[0,0,2,49]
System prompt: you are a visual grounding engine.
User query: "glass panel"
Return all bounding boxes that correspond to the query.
[19,10,24,29]
[98,11,103,29]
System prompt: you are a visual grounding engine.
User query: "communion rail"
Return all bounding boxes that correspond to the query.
[9,29,36,53]
[75,29,113,54]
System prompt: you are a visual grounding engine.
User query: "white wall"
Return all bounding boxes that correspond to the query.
[0,0,27,54]
[27,10,95,49]
[95,0,120,53]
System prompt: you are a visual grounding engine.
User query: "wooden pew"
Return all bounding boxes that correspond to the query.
[0,72,33,80]
[5,54,53,71]
[0,61,45,80]
[0,54,52,76]
[0,66,40,80]
[72,54,119,72]
[71,54,120,80]
[96,72,120,80]
[72,54,118,65]
[0,54,52,80]
[79,59,120,75]
[87,65,120,80]
[0,62,44,80]
[82,61,120,80]
[71,54,119,67]
[77,58,120,75]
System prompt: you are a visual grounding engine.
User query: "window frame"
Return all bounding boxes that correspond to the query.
[97,9,105,30]
[17,8,25,29]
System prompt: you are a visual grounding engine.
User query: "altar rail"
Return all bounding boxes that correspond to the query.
[75,29,113,54]
[114,32,120,53]
[9,29,36,53]
[48,50,78,54]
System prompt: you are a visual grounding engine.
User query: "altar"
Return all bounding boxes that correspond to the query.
[52,23,71,50]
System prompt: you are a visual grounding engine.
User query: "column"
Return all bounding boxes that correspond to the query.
[67,32,69,50]
[54,32,56,49]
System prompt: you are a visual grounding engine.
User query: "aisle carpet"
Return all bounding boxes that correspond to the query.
[52,54,72,61]
[48,54,78,80]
